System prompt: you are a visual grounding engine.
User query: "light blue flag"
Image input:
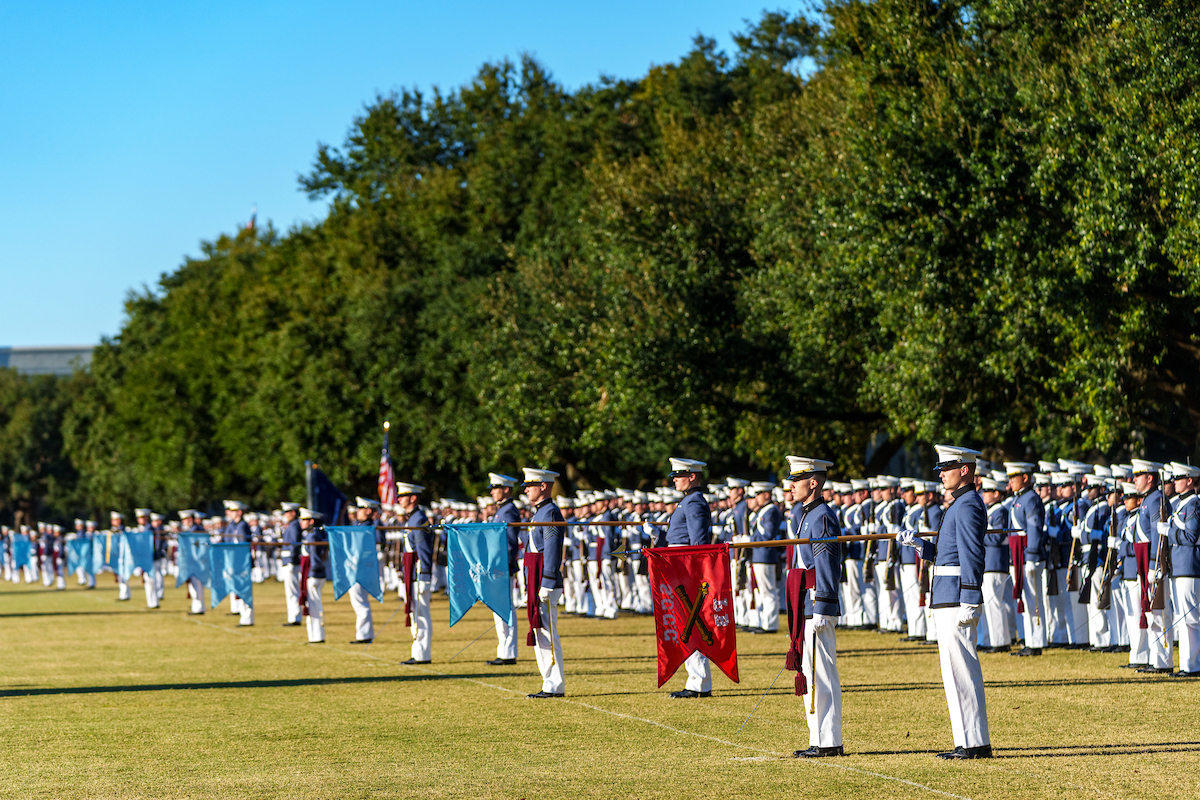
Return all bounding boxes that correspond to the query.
[176,533,211,589]
[66,538,92,575]
[327,526,382,602]
[118,532,155,580]
[92,531,121,574]
[446,523,513,627]
[12,537,31,571]
[209,543,253,608]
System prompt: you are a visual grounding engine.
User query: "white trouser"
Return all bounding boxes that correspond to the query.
[1021,562,1047,648]
[411,579,433,661]
[1173,577,1200,673]
[516,562,528,607]
[753,563,780,631]
[1147,581,1173,669]
[802,620,841,748]
[348,583,374,641]
[187,576,205,614]
[899,564,925,637]
[1046,568,1076,644]
[933,606,990,749]
[433,564,446,592]
[1087,570,1111,647]
[533,588,565,693]
[144,561,160,609]
[840,560,864,626]
[238,591,254,626]
[1125,581,1148,664]
[562,561,578,613]
[978,573,1011,647]
[861,562,879,625]
[1111,575,1128,645]
[86,570,96,588]
[494,604,517,660]
[118,577,131,600]
[684,651,711,693]
[587,560,616,619]
[42,563,53,586]
[306,577,325,642]
[875,562,902,631]
[617,565,633,610]
[634,573,652,614]
[573,562,593,616]
[279,563,301,623]
[600,559,619,618]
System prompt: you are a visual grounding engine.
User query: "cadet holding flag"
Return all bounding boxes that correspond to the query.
[487,473,521,666]
[299,508,328,643]
[898,445,992,760]
[663,458,715,699]
[521,468,566,698]
[348,497,382,644]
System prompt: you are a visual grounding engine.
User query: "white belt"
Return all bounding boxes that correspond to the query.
[934,565,961,577]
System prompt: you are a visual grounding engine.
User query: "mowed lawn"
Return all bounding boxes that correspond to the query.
[0,577,1196,799]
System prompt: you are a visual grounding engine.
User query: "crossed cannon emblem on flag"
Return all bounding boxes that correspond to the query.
[661,581,714,645]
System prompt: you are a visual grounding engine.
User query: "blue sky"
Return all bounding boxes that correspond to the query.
[0,1,787,346]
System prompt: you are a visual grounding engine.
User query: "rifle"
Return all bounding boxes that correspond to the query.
[863,502,877,584]
[1067,478,1082,592]
[884,503,901,592]
[1149,491,1171,611]
[1095,495,1120,611]
[1045,502,1060,596]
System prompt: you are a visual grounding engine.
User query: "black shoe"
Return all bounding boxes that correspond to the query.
[1102,645,1124,653]
[1117,645,1131,652]
[486,658,517,666]
[947,744,993,760]
[1135,666,1173,674]
[669,689,712,699]
[1119,662,1148,669]
[349,639,373,644]
[901,636,925,642]
[237,623,253,627]
[1088,645,1108,652]
[1172,670,1200,677]
[402,658,431,665]
[307,640,325,644]
[987,645,1011,653]
[749,627,773,634]
[793,745,844,758]
[280,621,301,627]
[187,611,205,616]
[1010,647,1042,656]
[526,690,564,698]
[937,746,966,760]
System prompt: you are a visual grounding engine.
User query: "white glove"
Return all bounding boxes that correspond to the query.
[1107,536,1119,549]
[1156,521,1171,537]
[1152,569,1164,583]
[1071,523,1084,540]
[896,529,917,547]
[810,614,834,632]
[538,586,552,603]
[885,522,900,535]
[958,604,981,627]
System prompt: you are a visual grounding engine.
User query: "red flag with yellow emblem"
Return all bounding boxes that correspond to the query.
[646,544,739,686]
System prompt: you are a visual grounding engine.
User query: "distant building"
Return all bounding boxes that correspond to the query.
[0,346,93,376]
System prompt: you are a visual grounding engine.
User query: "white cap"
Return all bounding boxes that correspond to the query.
[478,495,496,507]
[878,475,901,487]
[520,468,559,485]
[149,513,163,522]
[299,507,323,521]
[395,482,426,495]
[771,487,784,503]
[488,472,519,488]
[223,500,247,511]
[1130,459,1164,476]
[1111,464,1131,479]
[1058,459,1092,476]
[1051,472,1073,486]
[749,481,776,496]
[134,508,152,517]
[1084,474,1108,488]
[899,477,916,489]
[933,445,982,471]
[110,511,125,520]
[668,457,707,476]
[1004,462,1036,476]
[279,502,301,513]
[356,496,381,509]
[991,469,1007,483]
[980,477,1000,491]
[850,478,870,491]
[1037,460,1058,473]
[1093,465,1112,478]
[555,496,575,509]
[785,455,833,478]
[1120,481,1138,495]
[1162,463,1176,481]
[1033,473,1051,486]
[1170,462,1200,479]
[726,476,750,489]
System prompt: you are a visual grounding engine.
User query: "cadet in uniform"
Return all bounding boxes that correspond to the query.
[278,503,303,625]
[748,481,782,633]
[488,472,521,666]
[1166,462,1200,676]
[300,508,328,643]
[1005,462,1046,656]
[899,445,992,760]
[978,477,1013,651]
[222,500,254,626]
[664,458,715,698]
[521,468,566,698]
[786,456,843,758]
[396,482,432,664]
[1133,460,1172,673]
[349,497,381,644]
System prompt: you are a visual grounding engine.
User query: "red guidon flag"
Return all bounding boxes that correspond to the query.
[646,544,739,687]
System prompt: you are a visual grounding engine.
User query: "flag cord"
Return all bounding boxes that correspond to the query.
[736,665,786,737]
[448,621,497,662]
[363,605,404,651]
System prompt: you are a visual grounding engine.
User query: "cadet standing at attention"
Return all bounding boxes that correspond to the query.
[487,472,522,666]
[664,458,714,699]
[396,482,431,665]
[521,468,566,698]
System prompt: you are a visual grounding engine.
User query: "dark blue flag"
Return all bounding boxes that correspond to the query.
[311,464,348,526]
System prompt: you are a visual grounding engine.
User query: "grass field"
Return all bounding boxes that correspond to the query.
[0,577,1196,799]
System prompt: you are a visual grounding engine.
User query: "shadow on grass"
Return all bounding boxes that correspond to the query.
[0,611,146,618]
[839,676,1189,694]
[0,673,503,698]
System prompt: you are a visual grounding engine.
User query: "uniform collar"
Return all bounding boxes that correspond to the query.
[803,498,826,513]
[951,485,973,501]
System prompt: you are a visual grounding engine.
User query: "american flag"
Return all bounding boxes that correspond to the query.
[378,423,396,505]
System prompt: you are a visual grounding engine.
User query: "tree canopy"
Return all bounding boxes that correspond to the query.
[12,0,1199,522]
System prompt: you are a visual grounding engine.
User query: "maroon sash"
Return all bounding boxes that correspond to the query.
[401,552,416,627]
[298,555,311,616]
[1010,535,1027,613]
[749,565,758,609]
[593,533,605,562]
[524,552,545,646]
[784,567,815,696]
[1134,542,1151,629]
[915,552,925,607]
